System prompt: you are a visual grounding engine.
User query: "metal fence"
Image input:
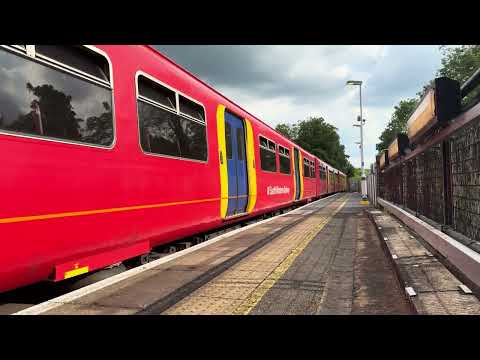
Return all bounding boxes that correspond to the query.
[369,73,480,253]
[366,169,377,207]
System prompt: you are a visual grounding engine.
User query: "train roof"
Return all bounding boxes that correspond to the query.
[145,45,343,175]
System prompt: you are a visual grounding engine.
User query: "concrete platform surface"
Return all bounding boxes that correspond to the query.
[369,209,480,315]
[23,193,414,315]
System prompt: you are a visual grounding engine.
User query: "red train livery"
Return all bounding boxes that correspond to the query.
[0,45,347,293]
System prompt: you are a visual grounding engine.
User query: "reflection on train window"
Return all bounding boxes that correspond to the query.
[259,136,277,172]
[236,127,245,161]
[268,141,276,152]
[36,45,110,82]
[137,74,208,162]
[260,136,268,148]
[179,95,205,123]
[0,46,114,146]
[138,101,207,161]
[138,76,176,110]
[225,122,232,159]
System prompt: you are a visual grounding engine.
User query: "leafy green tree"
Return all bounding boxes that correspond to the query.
[437,45,480,106]
[437,45,480,84]
[351,167,370,180]
[275,123,297,140]
[84,101,113,146]
[377,45,480,152]
[275,117,354,177]
[376,98,418,152]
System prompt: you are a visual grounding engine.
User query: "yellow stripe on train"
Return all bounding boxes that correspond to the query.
[216,105,229,219]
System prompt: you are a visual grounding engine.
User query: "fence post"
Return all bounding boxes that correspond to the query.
[443,139,453,227]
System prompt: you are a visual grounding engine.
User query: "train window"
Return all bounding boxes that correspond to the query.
[303,159,311,178]
[179,95,205,123]
[138,76,176,110]
[225,122,232,159]
[268,141,276,152]
[236,127,245,161]
[176,115,207,161]
[138,102,180,158]
[138,101,207,161]
[0,46,114,147]
[35,45,110,82]
[320,166,326,180]
[259,136,277,172]
[260,136,268,148]
[279,145,290,174]
[137,74,207,162]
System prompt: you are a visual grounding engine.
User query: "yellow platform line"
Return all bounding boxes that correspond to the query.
[232,195,349,315]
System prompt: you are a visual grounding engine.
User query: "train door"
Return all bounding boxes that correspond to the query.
[225,111,248,216]
[294,148,301,200]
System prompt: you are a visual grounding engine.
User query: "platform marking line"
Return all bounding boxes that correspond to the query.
[14,193,341,315]
[232,196,349,315]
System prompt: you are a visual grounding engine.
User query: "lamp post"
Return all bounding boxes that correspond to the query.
[346,80,367,200]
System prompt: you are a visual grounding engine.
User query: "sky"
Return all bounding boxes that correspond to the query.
[154,45,442,169]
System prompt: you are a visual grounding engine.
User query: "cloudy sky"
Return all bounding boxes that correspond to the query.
[154,45,442,168]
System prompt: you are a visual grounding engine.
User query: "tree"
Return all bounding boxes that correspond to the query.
[376,98,418,152]
[437,45,480,84]
[275,117,354,177]
[275,123,297,140]
[7,82,83,139]
[84,101,114,146]
[377,45,480,152]
[351,167,370,180]
[437,45,480,105]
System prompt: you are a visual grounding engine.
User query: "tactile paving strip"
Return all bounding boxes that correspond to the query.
[164,196,348,315]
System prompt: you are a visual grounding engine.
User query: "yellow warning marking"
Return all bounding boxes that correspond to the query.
[232,195,349,315]
[64,266,89,279]
[360,200,369,205]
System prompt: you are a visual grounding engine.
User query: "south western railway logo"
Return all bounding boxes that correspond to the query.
[267,186,290,195]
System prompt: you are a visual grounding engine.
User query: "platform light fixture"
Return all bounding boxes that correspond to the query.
[387,133,410,161]
[346,79,367,200]
[407,77,461,145]
[379,150,388,170]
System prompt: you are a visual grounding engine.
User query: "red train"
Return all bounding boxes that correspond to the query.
[0,45,347,293]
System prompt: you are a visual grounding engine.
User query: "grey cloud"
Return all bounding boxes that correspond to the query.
[154,45,352,104]
[361,46,441,108]
[155,45,441,110]
[153,45,442,168]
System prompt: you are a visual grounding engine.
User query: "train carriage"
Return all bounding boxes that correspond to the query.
[0,45,346,293]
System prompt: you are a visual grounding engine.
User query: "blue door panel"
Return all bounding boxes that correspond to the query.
[225,112,248,216]
[235,126,248,213]
[225,121,237,216]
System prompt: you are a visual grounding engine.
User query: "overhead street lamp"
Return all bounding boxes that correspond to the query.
[346,79,367,201]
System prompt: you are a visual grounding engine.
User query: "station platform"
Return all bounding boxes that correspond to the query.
[16,193,419,315]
